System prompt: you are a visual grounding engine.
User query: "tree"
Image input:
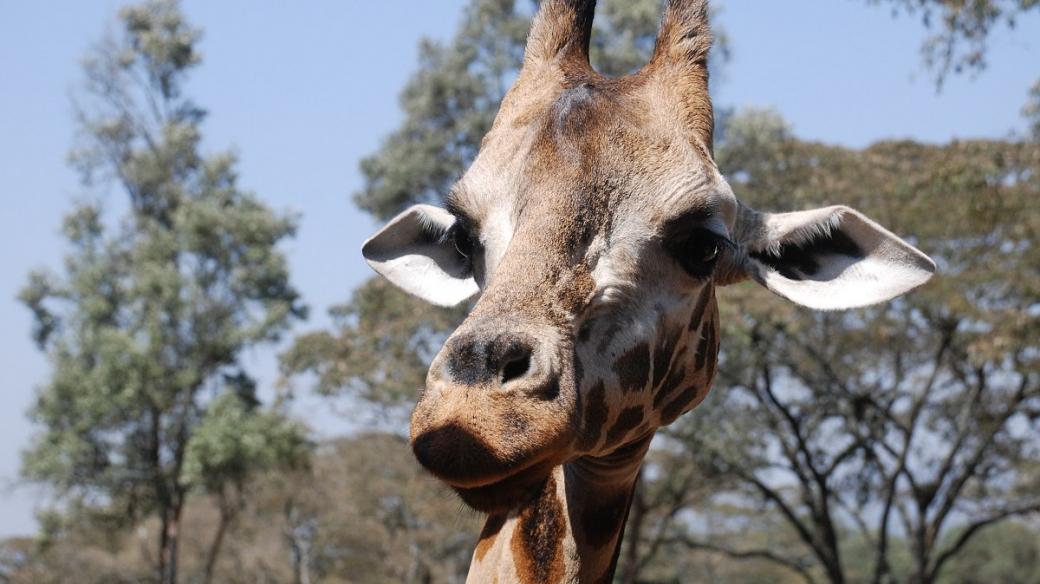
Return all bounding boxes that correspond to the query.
[182,393,310,584]
[18,2,308,583]
[0,432,483,584]
[265,433,480,584]
[937,521,1040,584]
[1024,79,1040,141]
[866,0,1039,136]
[867,0,1039,83]
[650,108,1040,584]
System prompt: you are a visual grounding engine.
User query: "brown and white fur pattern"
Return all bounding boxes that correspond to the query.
[362,1,935,582]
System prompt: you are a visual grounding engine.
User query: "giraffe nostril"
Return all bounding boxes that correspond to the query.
[501,352,531,385]
[443,331,539,388]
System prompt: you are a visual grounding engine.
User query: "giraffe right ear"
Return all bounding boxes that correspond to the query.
[362,204,479,307]
[726,204,936,310]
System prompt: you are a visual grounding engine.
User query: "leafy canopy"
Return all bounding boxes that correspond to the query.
[20,0,308,546]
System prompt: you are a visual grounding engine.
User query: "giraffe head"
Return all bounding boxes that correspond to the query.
[363,0,934,514]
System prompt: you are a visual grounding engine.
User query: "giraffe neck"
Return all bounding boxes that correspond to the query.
[466,434,653,584]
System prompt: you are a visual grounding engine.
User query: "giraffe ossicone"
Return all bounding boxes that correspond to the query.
[362,1,935,582]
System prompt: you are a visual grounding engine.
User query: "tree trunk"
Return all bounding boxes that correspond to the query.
[823,559,845,584]
[911,516,930,584]
[284,501,312,584]
[290,536,311,584]
[819,518,845,584]
[158,513,169,583]
[158,504,182,584]
[202,495,236,584]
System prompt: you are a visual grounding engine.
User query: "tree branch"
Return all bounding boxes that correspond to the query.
[735,469,830,565]
[671,534,817,584]
[929,377,1029,541]
[928,500,1040,581]
[870,326,954,584]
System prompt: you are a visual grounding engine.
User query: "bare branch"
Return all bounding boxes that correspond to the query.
[928,501,1040,581]
[737,469,829,564]
[671,534,818,584]
[931,364,988,491]
[635,467,700,573]
[871,327,954,584]
[929,377,1030,539]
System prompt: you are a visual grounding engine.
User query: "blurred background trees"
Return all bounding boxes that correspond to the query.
[868,0,1039,83]
[645,116,1040,584]
[4,0,1037,583]
[12,1,309,583]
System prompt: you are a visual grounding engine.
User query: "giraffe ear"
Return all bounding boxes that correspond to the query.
[728,205,936,310]
[362,204,479,307]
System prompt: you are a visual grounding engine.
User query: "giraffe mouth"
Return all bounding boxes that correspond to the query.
[449,458,558,514]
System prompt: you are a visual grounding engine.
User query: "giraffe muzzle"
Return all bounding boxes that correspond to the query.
[409,321,579,511]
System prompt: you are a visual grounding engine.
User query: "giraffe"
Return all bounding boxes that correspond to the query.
[361,1,936,582]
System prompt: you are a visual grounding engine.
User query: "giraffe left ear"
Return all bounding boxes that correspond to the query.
[725,204,936,310]
[362,204,479,307]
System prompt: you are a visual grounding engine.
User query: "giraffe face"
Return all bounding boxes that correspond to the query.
[400,82,735,512]
[362,3,935,515]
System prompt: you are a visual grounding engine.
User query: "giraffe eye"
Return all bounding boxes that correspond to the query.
[703,241,720,262]
[667,229,727,279]
[450,222,478,260]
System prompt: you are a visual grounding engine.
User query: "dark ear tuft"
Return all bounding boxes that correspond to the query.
[731,204,935,310]
[750,228,864,281]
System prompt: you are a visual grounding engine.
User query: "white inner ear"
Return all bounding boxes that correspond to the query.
[362,204,479,307]
[746,206,936,311]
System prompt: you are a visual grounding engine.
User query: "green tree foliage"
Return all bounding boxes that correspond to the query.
[937,521,1040,584]
[353,0,529,222]
[649,108,1040,584]
[18,1,308,582]
[1025,79,1040,141]
[281,278,466,411]
[1,433,477,584]
[868,0,1039,81]
[270,433,480,584]
[866,0,1039,135]
[182,393,310,584]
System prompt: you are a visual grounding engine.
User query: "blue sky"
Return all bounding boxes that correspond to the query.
[0,0,1036,538]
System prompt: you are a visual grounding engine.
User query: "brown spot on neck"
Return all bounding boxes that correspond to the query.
[593,481,638,584]
[605,406,645,446]
[700,315,720,385]
[653,362,687,409]
[511,474,566,584]
[661,384,700,425]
